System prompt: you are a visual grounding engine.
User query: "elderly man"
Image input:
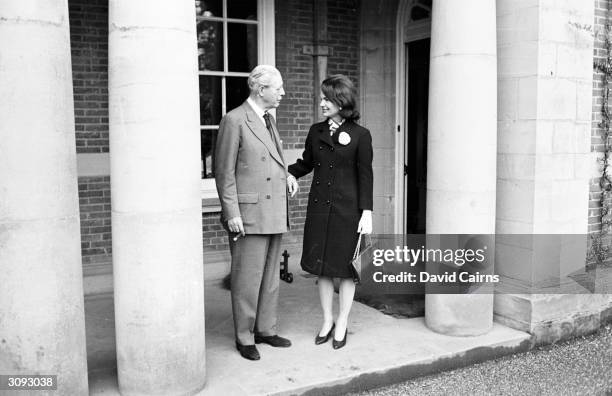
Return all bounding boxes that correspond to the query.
[215,65,298,360]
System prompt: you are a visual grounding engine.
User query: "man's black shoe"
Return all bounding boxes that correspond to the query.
[254,334,292,347]
[235,342,260,360]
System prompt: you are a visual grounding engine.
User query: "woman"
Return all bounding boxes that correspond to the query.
[288,74,373,349]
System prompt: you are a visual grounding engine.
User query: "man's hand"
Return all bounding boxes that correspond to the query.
[357,210,372,234]
[228,216,245,236]
[287,175,299,197]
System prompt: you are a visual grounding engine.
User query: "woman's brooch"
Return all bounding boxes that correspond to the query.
[338,131,351,146]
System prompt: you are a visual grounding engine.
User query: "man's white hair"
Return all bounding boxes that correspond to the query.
[248,65,282,93]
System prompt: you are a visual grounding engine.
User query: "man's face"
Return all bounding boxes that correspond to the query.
[259,75,285,110]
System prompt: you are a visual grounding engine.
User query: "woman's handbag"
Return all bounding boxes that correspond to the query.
[350,233,372,284]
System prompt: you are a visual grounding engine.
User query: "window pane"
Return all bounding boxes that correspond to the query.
[228,23,258,72]
[199,76,222,125]
[227,0,257,20]
[197,21,223,71]
[201,129,217,178]
[411,5,431,21]
[226,77,249,113]
[195,0,222,17]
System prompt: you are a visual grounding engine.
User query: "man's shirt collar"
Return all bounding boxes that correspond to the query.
[247,97,267,125]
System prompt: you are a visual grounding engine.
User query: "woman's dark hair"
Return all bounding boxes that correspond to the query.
[321,74,360,121]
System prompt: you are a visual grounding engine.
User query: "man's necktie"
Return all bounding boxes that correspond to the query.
[263,112,275,140]
[263,112,282,156]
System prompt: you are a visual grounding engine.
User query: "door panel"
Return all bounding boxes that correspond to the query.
[405,38,430,234]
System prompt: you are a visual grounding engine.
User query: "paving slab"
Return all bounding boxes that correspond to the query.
[87,262,531,396]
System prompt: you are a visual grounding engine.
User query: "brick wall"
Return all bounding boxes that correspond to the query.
[275,0,361,239]
[275,0,316,150]
[70,0,113,267]
[275,0,361,149]
[66,0,611,267]
[78,184,234,260]
[69,0,109,154]
[590,0,610,253]
[326,0,360,83]
[79,177,112,266]
[202,213,229,253]
[69,0,363,258]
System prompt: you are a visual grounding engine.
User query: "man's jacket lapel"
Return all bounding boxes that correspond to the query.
[242,102,285,167]
[269,116,286,167]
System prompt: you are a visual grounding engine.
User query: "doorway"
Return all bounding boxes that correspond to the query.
[394,0,432,235]
[404,38,430,234]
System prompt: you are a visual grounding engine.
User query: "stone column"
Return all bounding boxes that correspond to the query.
[108,1,206,394]
[495,0,611,343]
[425,0,497,336]
[0,1,89,394]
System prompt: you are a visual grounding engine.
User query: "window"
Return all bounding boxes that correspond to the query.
[410,0,432,21]
[195,0,275,201]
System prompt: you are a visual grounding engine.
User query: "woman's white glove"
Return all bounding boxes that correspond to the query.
[357,210,372,234]
[287,175,298,197]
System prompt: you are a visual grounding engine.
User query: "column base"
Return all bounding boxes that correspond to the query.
[494,294,612,345]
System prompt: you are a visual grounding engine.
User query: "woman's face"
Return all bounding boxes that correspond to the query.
[319,92,341,119]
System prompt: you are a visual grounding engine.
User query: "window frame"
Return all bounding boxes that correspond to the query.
[199,0,275,204]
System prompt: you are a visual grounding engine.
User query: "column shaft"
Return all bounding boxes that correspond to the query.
[0,1,89,394]
[495,0,602,343]
[108,1,206,394]
[425,0,497,336]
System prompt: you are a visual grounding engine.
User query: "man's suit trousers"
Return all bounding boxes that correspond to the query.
[229,233,282,345]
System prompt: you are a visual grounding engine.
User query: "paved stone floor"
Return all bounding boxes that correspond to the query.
[86,261,530,395]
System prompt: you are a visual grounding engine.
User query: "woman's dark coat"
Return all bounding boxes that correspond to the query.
[289,120,373,278]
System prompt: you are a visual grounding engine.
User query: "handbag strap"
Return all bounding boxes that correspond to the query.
[352,233,363,260]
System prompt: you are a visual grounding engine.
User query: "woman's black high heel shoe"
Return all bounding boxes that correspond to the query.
[315,323,335,345]
[332,329,348,349]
